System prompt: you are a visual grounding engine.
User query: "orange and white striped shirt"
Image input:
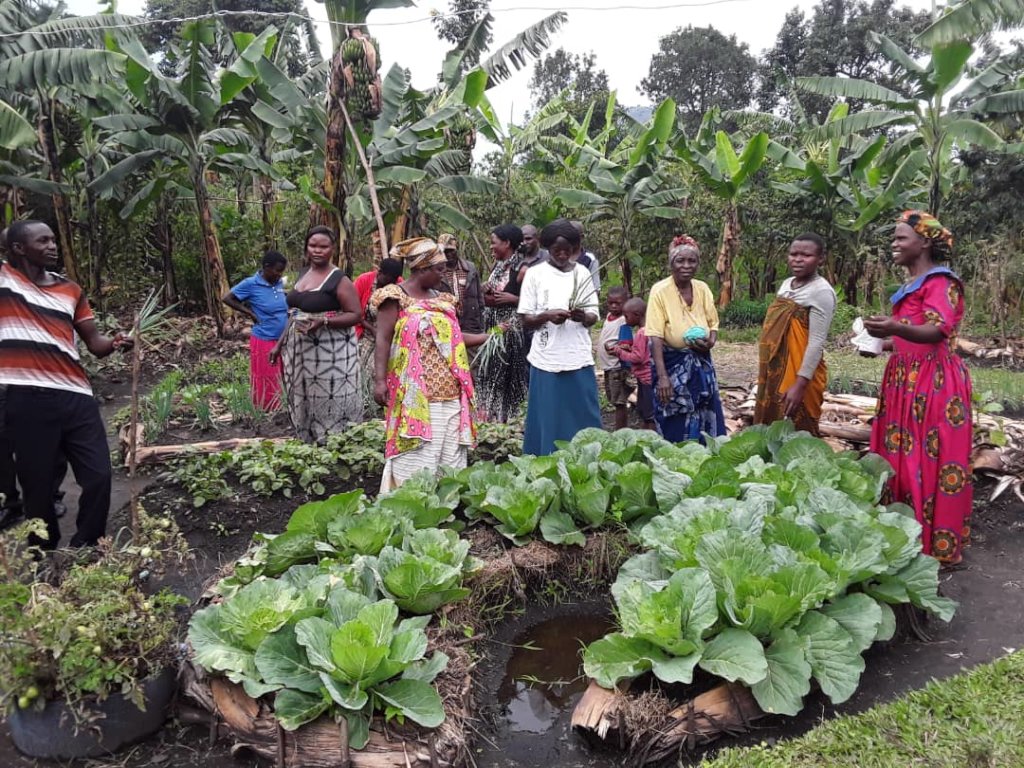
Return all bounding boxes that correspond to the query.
[0,262,94,396]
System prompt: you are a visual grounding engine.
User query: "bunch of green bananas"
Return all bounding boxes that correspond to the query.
[342,36,382,121]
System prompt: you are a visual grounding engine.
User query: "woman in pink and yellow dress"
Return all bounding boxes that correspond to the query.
[373,238,489,492]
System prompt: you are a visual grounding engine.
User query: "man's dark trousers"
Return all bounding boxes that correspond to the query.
[6,385,111,548]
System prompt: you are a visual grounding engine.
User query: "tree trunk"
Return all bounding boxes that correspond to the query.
[310,44,349,268]
[154,194,177,305]
[193,173,229,334]
[85,160,104,306]
[716,202,740,308]
[258,175,278,251]
[391,185,413,246]
[37,99,83,289]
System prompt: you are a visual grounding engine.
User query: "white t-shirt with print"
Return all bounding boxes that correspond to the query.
[518,262,599,373]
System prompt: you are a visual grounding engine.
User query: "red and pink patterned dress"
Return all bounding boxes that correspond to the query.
[870,268,973,564]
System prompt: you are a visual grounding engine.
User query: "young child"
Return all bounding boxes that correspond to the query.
[597,286,630,430]
[614,297,656,430]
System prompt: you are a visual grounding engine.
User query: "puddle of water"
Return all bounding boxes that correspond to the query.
[496,614,615,734]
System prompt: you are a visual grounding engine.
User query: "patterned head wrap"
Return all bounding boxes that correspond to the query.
[436,233,458,251]
[669,234,700,259]
[390,237,446,271]
[899,210,953,254]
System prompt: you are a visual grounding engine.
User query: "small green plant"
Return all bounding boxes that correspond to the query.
[973,390,1006,446]
[0,512,189,721]
[193,354,250,388]
[143,370,183,440]
[172,453,233,507]
[218,380,265,425]
[180,384,217,431]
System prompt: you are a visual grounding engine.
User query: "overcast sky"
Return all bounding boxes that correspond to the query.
[68,0,937,128]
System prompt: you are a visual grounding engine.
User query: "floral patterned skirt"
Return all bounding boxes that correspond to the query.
[869,351,973,563]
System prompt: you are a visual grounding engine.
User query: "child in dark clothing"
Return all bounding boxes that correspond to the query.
[614,298,656,429]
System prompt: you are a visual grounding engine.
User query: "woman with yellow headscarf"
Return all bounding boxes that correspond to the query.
[372,237,491,491]
[864,211,973,567]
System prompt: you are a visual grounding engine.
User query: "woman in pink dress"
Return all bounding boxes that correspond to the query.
[865,211,973,565]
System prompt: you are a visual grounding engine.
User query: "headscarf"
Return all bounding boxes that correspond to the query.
[437,233,458,251]
[669,234,700,259]
[899,210,953,253]
[390,237,446,271]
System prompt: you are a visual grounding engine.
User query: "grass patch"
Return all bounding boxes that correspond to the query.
[702,650,1024,768]
[827,350,1024,409]
[723,326,762,344]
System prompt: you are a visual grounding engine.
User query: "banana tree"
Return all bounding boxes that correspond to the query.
[917,0,1024,46]
[547,97,687,295]
[0,2,133,283]
[348,11,568,251]
[91,22,281,333]
[223,34,329,250]
[676,117,769,308]
[305,0,414,253]
[796,30,1024,215]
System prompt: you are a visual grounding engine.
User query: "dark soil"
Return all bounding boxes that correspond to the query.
[3,366,1024,768]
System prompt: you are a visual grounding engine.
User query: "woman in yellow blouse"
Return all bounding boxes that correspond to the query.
[646,235,726,442]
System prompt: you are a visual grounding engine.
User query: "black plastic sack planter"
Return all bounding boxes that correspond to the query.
[6,668,176,759]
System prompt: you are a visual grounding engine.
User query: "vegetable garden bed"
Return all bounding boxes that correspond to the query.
[178,425,955,767]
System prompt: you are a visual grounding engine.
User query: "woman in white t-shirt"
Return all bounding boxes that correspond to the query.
[518,219,602,455]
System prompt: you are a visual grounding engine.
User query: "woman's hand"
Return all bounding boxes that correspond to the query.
[781,377,808,418]
[863,316,898,338]
[300,317,328,336]
[374,380,388,406]
[546,309,571,325]
[656,376,673,406]
[268,346,281,365]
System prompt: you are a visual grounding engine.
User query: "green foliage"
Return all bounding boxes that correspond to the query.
[642,25,757,135]
[192,424,955,737]
[172,419,524,507]
[720,298,770,328]
[580,424,955,716]
[705,647,1024,767]
[0,512,189,717]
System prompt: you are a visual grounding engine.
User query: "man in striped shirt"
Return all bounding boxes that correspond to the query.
[0,220,131,548]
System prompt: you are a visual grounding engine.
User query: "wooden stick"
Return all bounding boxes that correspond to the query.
[339,718,350,768]
[128,313,142,540]
[133,437,290,465]
[276,722,286,768]
[339,100,388,259]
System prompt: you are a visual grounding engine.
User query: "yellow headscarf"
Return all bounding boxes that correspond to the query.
[899,210,954,253]
[390,237,446,270]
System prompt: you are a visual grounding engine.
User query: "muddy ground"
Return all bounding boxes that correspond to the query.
[2,343,1023,768]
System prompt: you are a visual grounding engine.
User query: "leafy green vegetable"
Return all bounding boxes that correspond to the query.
[190,426,956,735]
[374,529,473,614]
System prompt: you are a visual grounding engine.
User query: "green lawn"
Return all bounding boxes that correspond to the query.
[702,650,1024,768]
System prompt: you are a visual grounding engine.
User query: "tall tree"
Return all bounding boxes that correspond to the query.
[431,0,491,69]
[641,25,757,135]
[529,48,617,137]
[758,0,932,120]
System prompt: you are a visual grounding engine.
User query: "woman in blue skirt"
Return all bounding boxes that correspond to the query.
[518,219,602,455]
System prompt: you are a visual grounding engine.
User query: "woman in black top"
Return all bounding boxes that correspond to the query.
[270,226,363,442]
[476,224,529,422]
